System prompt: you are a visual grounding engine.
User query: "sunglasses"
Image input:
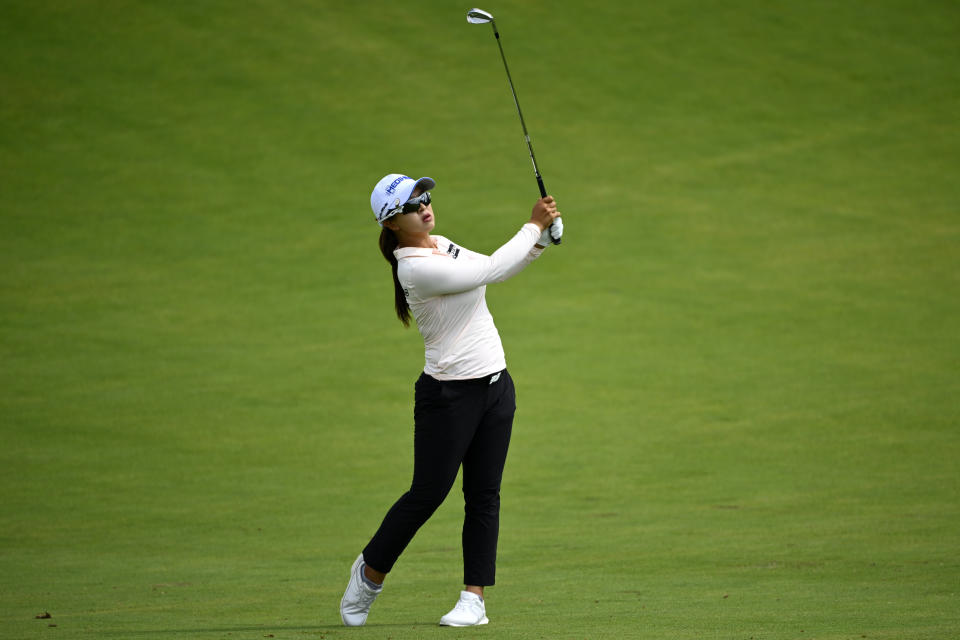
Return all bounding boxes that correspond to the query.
[398,191,431,214]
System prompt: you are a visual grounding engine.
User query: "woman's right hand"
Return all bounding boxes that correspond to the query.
[529,196,561,231]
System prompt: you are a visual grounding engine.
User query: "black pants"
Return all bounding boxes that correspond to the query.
[363,369,516,587]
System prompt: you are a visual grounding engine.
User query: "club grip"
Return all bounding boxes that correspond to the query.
[536,176,561,245]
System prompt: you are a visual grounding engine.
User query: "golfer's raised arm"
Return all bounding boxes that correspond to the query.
[409,223,542,297]
[410,197,560,297]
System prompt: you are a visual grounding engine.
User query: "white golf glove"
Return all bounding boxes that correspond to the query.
[537,217,563,247]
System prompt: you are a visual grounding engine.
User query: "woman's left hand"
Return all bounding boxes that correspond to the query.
[536,218,563,247]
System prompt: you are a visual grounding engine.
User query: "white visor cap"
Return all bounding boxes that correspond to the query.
[371,174,436,226]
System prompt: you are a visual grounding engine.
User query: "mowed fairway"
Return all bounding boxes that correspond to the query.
[2,1,958,638]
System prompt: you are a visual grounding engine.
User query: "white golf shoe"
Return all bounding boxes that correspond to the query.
[339,554,382,626]
[438,590,489,627]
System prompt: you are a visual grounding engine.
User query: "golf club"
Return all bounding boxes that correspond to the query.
[467,7,561,245]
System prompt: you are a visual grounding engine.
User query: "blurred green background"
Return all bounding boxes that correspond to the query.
[2,1,958,638]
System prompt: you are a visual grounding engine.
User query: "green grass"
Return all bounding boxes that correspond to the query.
[2,0,958,638]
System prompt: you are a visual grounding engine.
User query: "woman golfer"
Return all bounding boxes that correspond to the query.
[339,174,563,627]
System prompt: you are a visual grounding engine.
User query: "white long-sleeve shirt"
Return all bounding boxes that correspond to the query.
[395,223,544,380]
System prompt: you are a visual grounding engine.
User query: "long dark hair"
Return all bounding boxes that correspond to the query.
[379,227,411,327]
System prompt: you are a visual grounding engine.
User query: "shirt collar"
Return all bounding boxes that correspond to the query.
[394,236,445,259]
[394,246,435,259]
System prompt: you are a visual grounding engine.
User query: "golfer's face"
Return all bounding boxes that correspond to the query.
[393,188,435,233]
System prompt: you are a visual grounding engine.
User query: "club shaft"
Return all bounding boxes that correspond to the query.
[492,28,543,190]
[490,22,560,243]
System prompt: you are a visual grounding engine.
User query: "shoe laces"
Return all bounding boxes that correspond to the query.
[358,581,381,605]
[452,595,483,615]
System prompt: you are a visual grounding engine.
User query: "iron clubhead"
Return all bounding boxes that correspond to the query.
[467,8,494,24]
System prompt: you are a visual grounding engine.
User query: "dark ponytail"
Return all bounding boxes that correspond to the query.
[379,227,411,327]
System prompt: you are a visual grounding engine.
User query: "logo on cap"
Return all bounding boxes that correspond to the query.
[385,176,408,195]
